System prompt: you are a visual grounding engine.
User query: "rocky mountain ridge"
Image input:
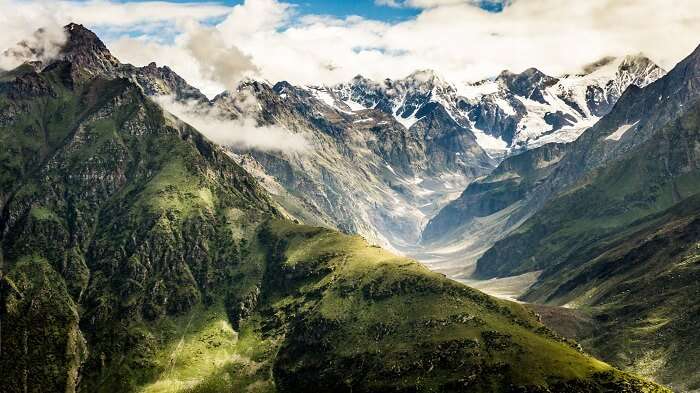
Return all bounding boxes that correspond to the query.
[0,23,670,393]
[317,55,665,158]
[421,42,700,391]
[203,55,664,253]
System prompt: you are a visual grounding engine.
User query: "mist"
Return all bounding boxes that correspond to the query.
[155,95,310,154]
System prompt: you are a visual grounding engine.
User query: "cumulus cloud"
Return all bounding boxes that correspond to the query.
[213,0,700,86]
[0,25,67,70]
[0,0,67,70]
[183,25,259,91]
[154,95,310,153]
[377,0,509,9]
[3,0,700,98]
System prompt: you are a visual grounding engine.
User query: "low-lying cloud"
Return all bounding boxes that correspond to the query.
[0,1,67,71]
[155,95,310,154]
[0,26,67,70]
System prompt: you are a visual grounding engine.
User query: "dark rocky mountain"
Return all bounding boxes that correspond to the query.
[54,23,209,101]
[421,46,694,276]
[208,58,663,256]
[0,23,669,393]
[211,73,495,251]
[421,43,700,391]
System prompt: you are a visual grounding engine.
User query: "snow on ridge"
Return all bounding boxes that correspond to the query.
[344,99,366,111]
[457,80,499,101]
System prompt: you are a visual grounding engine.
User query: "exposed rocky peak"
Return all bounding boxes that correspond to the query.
[202,73,495,250]
[211,78,282,122]
[581,56,617,75]
[59,23,120,79]
[2,24,207,102]
[400,69,454,94]
[129,61,208,102]
[497,67,559,104]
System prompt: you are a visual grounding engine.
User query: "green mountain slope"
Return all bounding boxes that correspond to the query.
[0,25,668,393]
[473,56,700,392]
[0,60,276,392]
[530,195,700,392]
[258,221,664,393]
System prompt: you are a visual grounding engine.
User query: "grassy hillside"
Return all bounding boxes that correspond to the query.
[473,81,700,391]
[0,59,668,392]
[139,220,668,393]
[523,195,700,392]
[257,221,667,393]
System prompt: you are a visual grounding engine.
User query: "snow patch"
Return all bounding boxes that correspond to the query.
[458,80,499,100]
[606,121,639,141]
[472,128,509,152]
[494,97,515,116]
[312,89,337,108]
[353,118,374,124]
[394,110,421,129]
[344,99,366,111]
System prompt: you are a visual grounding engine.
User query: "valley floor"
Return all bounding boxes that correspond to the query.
[400,236,540,302]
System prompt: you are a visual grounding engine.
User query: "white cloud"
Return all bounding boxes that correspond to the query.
[50,0,230,27]
[183,24,259,91]
[375,0,403,7]
[3,0,700,97]
[0,23,67,70]
[376,0,511,9]
[105,36,227,98]
[154,95,310,153]
[192,0,700,89]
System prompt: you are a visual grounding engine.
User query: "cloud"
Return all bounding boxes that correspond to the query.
[3,0,700,98]
[208,0,700,87]
[377,0,507,9]
[0,0,66,70]
[108,36,224,97]
[0,24,67,70]
[183,25,259,91]
[375,0,403,8]
[49,0,230,28]
[154,95,310,153]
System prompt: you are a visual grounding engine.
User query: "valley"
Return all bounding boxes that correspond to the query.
[0,17,696,393]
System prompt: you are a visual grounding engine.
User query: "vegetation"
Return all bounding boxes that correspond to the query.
[474,88,700,391]
[0,58,668,392]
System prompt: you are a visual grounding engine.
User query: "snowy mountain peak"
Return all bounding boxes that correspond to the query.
[235,54,667,160]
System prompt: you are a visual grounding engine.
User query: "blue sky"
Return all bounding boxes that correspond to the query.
[113,0,505,22]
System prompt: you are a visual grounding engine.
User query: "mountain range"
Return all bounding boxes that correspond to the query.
[0,22,694,393]
[202,48,665,258]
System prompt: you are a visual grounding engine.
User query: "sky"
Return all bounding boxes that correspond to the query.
[2,0,700,98]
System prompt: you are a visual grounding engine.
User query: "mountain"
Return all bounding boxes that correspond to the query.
[476,42,700,277]
[420,142,573,276]
[205,56,663,256]
[435,44,700,391]
[323,58,663,158]
[458,55,664,155]
[0,23,669,393]
[213,73,495,251]
[420,50,689,276]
